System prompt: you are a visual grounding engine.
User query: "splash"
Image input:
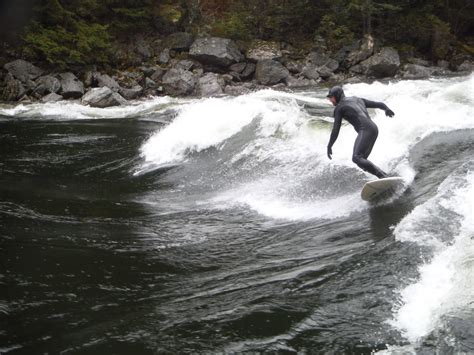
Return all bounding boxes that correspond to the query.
[389,166,474,342]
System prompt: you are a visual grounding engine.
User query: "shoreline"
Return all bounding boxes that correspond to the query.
[1,71,472,110]
[1,35,472,108]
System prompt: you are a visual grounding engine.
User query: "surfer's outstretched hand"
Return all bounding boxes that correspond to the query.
[385,109,395,117]
[327,146,332,160]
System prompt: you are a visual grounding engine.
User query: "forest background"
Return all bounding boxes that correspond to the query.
[0,0,473,71]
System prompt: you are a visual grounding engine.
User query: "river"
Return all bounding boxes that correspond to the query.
[1,74,473,354]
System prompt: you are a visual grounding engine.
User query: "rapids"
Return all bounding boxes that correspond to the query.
[1,74,473,354]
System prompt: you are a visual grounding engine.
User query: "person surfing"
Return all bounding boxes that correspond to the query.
[326,86,395,179]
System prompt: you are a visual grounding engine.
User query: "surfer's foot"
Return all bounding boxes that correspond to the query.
[376,171,389,179]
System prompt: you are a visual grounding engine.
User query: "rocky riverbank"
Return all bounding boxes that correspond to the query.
[1,34,472,107]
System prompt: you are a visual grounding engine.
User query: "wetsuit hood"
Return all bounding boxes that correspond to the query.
[326,86,345,104]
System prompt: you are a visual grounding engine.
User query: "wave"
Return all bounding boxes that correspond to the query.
[0,95,183,120]
[389,162,474,343]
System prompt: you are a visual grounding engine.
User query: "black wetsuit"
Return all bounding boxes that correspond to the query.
[327,88,394,178]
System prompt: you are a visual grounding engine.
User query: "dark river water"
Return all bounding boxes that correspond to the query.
[1,75,473,354]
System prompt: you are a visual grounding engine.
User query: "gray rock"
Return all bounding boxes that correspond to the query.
[34,75,61,96]
[255,59,290,85]
[94,73,120,92]
[145,77,157,89]
[119,85,143,100]
[301,64,320,81]
[82,87,127,108]
[229,62,255,81]
[285,60,304,74]
[164,32,194,51]
[190,37,243,67]
[150,68,165,82]
[41,93,63,103]
[306,51,339,71]
[4,59,43,83]
[140,66,157,77]
[173,60,196,71]
[246,40,282,62]
[159,48,171,64]
[286,76,317,88]
[241,63,256,79]
[351,47,400,78]
[402,64,433,79]
[83,71,95,88]
[197,73,224,97]
[457,60,473,72]
[317,66,336,80]
[2,73,25,101]
[59,72,84,99]
[409,58,431,67]
[344,35,375,68]
[230,62,247,73]
[162,68,196,96]
[224,84,253,96]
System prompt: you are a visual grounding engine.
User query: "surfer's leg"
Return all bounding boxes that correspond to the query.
[352,129,387,178]
[362,125,378,158]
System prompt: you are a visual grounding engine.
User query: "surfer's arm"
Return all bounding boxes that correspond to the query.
[327,110,342,159]
[362,99,394,117]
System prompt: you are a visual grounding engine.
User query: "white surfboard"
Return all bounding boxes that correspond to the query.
[361,177,405,202]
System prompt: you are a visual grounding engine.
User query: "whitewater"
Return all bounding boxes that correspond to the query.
[1,74,473,354]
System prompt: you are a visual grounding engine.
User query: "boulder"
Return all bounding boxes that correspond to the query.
[4,59,43,83]
[224,84,253,96]
[306,51,339,71]
[190,37,243,67]
[94,73,120,92]
[241,63,256,79]
[229,62,255,81]
[82,87,127,108]
[2,73,25,101]
[457,60,473,72]
[150,68,166,82]
[344,35,375,68]
[145,77,157,89]
[119,85,143,100]
[301,64,320,81]
[351,47,400,78]
[285,60,304,74]
[402,64,433,79]
[255,59,290,85]
[162,68,196,96]
[158,48,171,64]
[286,75,317,88]
[246,40,282,62]
[59,72,84,99]
[173,59,196,71]
[197,73,224,97]
[409,58,431,67]
[302,51,338,81]
[163,32,194,51]
[33,75,61,96]
[41,93,63,103]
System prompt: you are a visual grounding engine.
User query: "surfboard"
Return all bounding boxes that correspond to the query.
[361,177,405,202]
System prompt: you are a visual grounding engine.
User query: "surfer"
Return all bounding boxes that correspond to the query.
[326,86,395,178]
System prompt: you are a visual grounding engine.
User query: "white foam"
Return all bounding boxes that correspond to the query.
[0,96,180,120]
[139,91,308,168]
[389,168,474,342]
[212,176,365,221]
[137,75,473,221]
